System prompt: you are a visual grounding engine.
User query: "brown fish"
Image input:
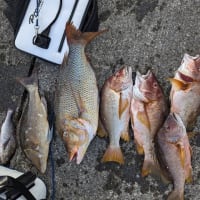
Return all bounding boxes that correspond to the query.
[156,113,192,200]
[0,109,16,164]
[99,66,133,164]
[170,53,200,130]
[17,72,51,173]
[130,70,168,177]
[54,23,106,164]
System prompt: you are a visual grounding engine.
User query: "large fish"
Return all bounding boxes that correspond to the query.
[130,70,168,177]
[54,23,106,164]
[156,113,192,200]
[17,72,51,173]
[99,66,133,164]
[170,53,200,130]
[0,109,16,164]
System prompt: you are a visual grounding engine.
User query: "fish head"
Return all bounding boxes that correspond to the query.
[63,117,93,164]
[177,53,200,82]
[163,113,186,139]
[24,149,47,173]
[108,66,132,92]
[133,70,162,102]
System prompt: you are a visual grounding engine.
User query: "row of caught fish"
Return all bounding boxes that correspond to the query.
[54,24,198,199]
[0,23,199,200]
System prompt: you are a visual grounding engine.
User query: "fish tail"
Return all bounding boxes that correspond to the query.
[16,71,38,92]
[167,190,184,200]
[101,146,124,164]
[141,158,155,177]
[141,155,164,178]
[66,22,108,46]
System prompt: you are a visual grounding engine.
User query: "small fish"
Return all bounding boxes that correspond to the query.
[0,109,16,164]
[156,113,192,200]
[130,70,168,177]
[170,53,200,130]
[54,23,106,164]
[99,66,133,164]
[17,72,51,173]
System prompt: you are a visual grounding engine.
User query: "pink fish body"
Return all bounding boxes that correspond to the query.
[100,66,133,164]
[131,70,167,177]
[170,53,200,130]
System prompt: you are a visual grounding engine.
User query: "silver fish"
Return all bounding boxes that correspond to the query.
[0,109,16,164]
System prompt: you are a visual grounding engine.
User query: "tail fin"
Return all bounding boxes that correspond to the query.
[141,156,164,178]
[16,71,38,92]
[66,23,108,46]
[167,190,184,200]
[101,146,124,164]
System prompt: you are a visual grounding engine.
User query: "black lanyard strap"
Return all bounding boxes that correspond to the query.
[33,0,62,49]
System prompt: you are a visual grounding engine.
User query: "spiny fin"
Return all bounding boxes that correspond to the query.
[66,22,108,45]
[168,78,190,91]
[176,142,185,168]
[101,146,124,164]
[16,71,38,92]
[167,190,184,200]
[97,119,108,138]
[137,111,150,130]
[185,166,193,183]
[69,83,86,116]
[118,94,129,119]
[120,131,130,142]
[61,53,68,68]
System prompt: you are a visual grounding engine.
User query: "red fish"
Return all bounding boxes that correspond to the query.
[99,66,133,164]
[131,70,168,177]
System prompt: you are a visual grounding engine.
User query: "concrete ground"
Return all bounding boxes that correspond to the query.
[1,0,200,199]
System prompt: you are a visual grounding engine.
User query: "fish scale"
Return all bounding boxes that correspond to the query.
[54,23,105,164]
[55,44,98,132]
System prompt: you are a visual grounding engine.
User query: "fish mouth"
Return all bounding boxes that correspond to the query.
[178,72,194,82]
[68,143,88,164]
[178,53,200,81]
[133,70,151,102]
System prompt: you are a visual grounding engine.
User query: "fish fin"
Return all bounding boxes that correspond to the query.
[118,94,129,119]
[185,166,193,183]
[61,53,68,68]
[134,139,144,155]
[176,142,185,168]
[41,96,47,111]
[167,190,184,200]
[69,83,86,116]
[66,22,108,45]
[47,126,54,142]
[120,131,130,142]
[136,111,150,130]
[168,78,190,91]
[16,70,38,92]
[97,119,108,138]
[101,146,124,164]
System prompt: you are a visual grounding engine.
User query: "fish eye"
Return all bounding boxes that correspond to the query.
[153,82,158,88]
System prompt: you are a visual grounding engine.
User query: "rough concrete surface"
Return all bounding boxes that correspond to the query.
[1,0,200,199]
